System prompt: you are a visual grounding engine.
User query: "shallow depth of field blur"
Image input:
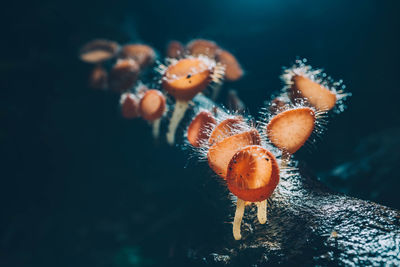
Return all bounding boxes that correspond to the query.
[1,0,400,266]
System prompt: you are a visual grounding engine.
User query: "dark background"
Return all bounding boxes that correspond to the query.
[1,0,400,266]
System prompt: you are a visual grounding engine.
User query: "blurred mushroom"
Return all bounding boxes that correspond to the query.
[109,59,140,93]
[166,41,185,59]
[80,39,120,63]
[216,49,243,81]
[139,89,167,138]
[186,39,219,59]
[89,65,108,90]
[120,93,140,119]
[119,44,156,69]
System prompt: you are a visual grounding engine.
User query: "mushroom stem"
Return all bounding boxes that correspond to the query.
[166,100,189,145]
[280,152,291,168]
[233,198,245,240]
[152,118,161,139]
[256,200,267,224]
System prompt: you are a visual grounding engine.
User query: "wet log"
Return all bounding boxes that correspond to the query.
[186,166,400,266]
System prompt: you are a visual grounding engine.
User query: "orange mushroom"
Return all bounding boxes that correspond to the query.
[80,39,120,64]
[266,107,316,155]
[207,129,261,179]
[139,89,167,138]
[290,75,336,111]
[109,59,140,93]
[187,111,216,147]
[208,116,246,145]
[162,57,215,145]
[226,145,280,240]
[120,93,140,119]
[119,44,156,69]
[216,49,243,82]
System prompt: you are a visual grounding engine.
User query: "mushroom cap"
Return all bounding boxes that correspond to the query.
[167,41,185,59]
[186,39,219,58]
[208,116,246,145]
[139,90,166,121]
[187,111,216,147]
[227,145,280,202]
[216,49,243,81]
[121,93,140,119]
[80,39,119,63]
[290,75,336,111]
[109,59,140,92]
[207,129,261,179]
[267,107,315,154]
[162,58,213,101]
[119,44,156,69]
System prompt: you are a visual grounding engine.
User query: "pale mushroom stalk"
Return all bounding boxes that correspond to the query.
[233,198,245,240]
[280,153,291,168]
[256,200,267,224]
[166,100,189,145]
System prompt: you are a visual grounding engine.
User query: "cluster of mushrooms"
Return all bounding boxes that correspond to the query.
[80,38,349,240]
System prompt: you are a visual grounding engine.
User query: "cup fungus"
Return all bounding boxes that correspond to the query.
[120,93,140,119]
[109,59,140,93]
[207,129,261,179]
[80,41,350,243]
[119,44,156,69]
[186,39,219,59]
[281,60,349,113]
[290,75,336,111]
[266,107,316,155]
[208,116,246,145]
[216,50,243,82]
[167,41,185,59]
[139,89,167,138]
[226,145,279,240]
[187,111,216,147]
[162,57,215,145]
[80,39,120,64]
